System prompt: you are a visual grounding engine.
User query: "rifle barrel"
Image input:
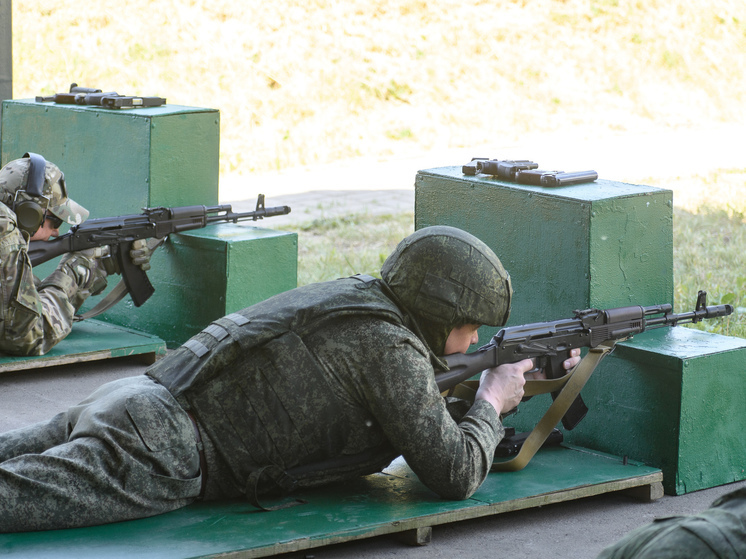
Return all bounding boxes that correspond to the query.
[645,304,734,328]
[205,205,291,224]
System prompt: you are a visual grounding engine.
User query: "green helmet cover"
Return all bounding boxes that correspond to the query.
[381,225,512,355]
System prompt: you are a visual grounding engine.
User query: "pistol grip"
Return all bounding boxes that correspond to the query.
[117,241,155,307]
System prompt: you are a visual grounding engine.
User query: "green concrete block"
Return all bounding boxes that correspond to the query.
[415,165,746,495]
[1,98,222,287]
[415,166,674,345]
[1,100,298,345]
[506,327,746,494]
[88,224,298,348]
[1,99,220,213]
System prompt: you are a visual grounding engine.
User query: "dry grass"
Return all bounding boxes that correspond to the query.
[13,1,746,179]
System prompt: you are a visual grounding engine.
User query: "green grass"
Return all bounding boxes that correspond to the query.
[277,212,414,286]
[674,206,746,337]
[11,2,746,338]
[13,1,746,177]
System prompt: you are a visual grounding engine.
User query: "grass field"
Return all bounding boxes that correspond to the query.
[11,1,746,336]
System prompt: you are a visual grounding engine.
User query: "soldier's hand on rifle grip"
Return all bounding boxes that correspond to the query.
[524,348,582,381]
[476,359,533,415]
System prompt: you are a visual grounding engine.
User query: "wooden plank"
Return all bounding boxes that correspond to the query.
[0,320,166,373]
[0,445,662,559]
[621,480,665,502]
[396,526,432,546]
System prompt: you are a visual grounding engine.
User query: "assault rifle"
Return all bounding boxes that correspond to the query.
[28,195,290,307]
[437,292,734,430]
[35,83,166,109]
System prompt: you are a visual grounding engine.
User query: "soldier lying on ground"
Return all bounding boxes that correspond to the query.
[0,153,151,356]
[0,225,580,532]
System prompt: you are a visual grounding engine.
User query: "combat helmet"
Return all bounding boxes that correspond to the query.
[0,153,89,235]
[381,225,512,355]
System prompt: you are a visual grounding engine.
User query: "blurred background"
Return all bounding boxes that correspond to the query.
[7,1,743,188]
[4,0,746,331]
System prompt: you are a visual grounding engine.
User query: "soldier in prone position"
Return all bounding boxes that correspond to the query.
[0,153,151,356]
[0,225,580,532]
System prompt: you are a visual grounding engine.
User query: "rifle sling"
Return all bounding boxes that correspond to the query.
[74,280,129,321]
[491,339,618,472]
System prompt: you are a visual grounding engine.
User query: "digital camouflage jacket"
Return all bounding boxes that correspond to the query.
[147,276,503,502]
[598,485,746,558]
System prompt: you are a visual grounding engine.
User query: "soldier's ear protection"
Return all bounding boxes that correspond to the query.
[13,152,50,236]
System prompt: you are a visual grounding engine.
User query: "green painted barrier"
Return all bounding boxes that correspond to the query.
[97,224,298,348]
[415,165,746,494]
[415,166,673,344]
[1,99,298,346]
[0,320,165,373]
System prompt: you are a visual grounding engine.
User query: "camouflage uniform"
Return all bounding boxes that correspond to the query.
[0,156,107,356]
[597,487,746,559]
[0,226,513,532]
[0,375,201,532]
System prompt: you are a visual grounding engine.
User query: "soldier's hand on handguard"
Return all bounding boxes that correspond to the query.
[129,239,153,272]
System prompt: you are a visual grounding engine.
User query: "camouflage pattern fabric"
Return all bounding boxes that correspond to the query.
[147,275,504,502]
[148,227,512,502]
[0,203,106,356]
[597,487,746,559]
[0,376,201,532]
[381,225,512,355]
[300,311,504,500]
[0,225,510,531]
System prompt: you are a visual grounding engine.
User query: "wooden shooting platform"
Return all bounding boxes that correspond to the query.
[0,320,166,374]
[0,445,662,558]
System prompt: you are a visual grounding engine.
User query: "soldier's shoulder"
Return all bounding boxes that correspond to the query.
[0,203,18,235]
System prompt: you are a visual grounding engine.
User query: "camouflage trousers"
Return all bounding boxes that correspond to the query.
[597,487,746,559]
[0,375,202,532]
